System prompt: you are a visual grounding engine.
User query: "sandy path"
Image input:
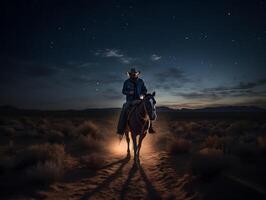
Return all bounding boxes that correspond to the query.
[42,136,196,200]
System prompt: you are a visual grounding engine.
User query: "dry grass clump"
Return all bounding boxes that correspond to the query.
[44,129,64,143]
[257,136,266,154]
[168,138,192,155]
[0,126,16,136]
[20,117,35,129]
[52,120,75,137]
[191,148,229,179]
[26,160,64,184]
[74,135,104,154]
[201,135,234,154]
[226,120,257,135]
[0,143,66,185]
[232,143,259,162]
[15,143,66,170]
[73,120,102,139]
[80,153,106,169]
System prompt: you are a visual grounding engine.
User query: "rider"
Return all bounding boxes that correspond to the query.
[117,68,156,135]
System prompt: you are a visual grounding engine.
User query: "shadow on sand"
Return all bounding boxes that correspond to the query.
[120,161,161,200]
[80,152,131,200]
[80,153,161,200]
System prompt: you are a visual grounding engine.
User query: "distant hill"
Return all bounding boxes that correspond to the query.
[176,106,266,112]
[0,105,265,113]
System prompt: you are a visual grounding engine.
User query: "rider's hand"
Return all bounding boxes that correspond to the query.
[129,91,134,95]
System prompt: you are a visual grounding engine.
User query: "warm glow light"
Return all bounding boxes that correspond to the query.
[108,134,155,157]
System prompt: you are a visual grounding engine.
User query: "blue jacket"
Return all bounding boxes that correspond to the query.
[122,78,147,102]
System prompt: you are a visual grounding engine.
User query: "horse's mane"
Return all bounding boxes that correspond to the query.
[144,93,153,99]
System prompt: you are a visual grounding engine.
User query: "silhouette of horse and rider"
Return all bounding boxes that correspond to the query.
[117,68,157,162]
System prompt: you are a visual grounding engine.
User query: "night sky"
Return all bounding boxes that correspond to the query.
[1,0,266,109]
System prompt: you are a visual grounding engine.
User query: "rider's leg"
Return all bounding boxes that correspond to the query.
[149,121,156,134]
[117,103,127,134]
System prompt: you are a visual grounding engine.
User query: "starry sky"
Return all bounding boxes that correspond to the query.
[0,0,266,109]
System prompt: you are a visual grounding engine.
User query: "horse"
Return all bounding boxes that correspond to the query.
[124,92,157,162]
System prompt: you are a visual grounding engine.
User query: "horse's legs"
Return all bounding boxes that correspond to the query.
[137,132,147,159]
[131,133,138,161]
[125,131,130,153]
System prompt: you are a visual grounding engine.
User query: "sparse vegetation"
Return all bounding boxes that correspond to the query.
[0,113,265,199]
[191,148,229,179]
[168,138,192,155]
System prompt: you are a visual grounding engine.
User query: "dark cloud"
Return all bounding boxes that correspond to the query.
[203,78,266,93]
[177,78,266,100]
[178,92,220,100]
[152,67,189,89]
[101,87,122,100]
[155,67,186,82]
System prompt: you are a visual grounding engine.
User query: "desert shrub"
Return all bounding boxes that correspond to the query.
[168,138,192,155]
[44,129,64,143]
[15,143,66,170]
[20,129,41,138]
[226,120,257,135]
[74,135,103,153]
[20,117,35,129]
[201,135,233,153]
[36,118,51,130]
[239,133,256,144]
[202,135,221,149]
[0,143,66,186]
[80,154,106,169]
[25,160,64,184]
[257,136,266,154]
[169,121,185,134]
[191,148,229,179]
[52,120,75,136]
[0,155,16,173]
[73,121,102,139]
[185,121,200,132]
[232,143,258,162]
[0,126,16,136]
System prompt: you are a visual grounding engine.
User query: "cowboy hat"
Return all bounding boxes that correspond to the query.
[127,68,140,76]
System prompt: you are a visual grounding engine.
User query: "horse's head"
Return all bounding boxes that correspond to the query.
[143,91,157,120]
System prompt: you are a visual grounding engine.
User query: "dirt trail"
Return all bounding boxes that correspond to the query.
[42,136,196,200]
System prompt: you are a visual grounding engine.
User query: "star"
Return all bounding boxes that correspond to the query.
[57,26,62,31]
[185,36,189,40]
[49,41,55,49]
[227,12,231,16]
[82,27,86,31]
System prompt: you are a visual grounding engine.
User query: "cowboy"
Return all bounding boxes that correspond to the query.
[117,68,156,135]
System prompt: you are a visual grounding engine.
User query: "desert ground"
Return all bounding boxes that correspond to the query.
[0,109,265,200]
